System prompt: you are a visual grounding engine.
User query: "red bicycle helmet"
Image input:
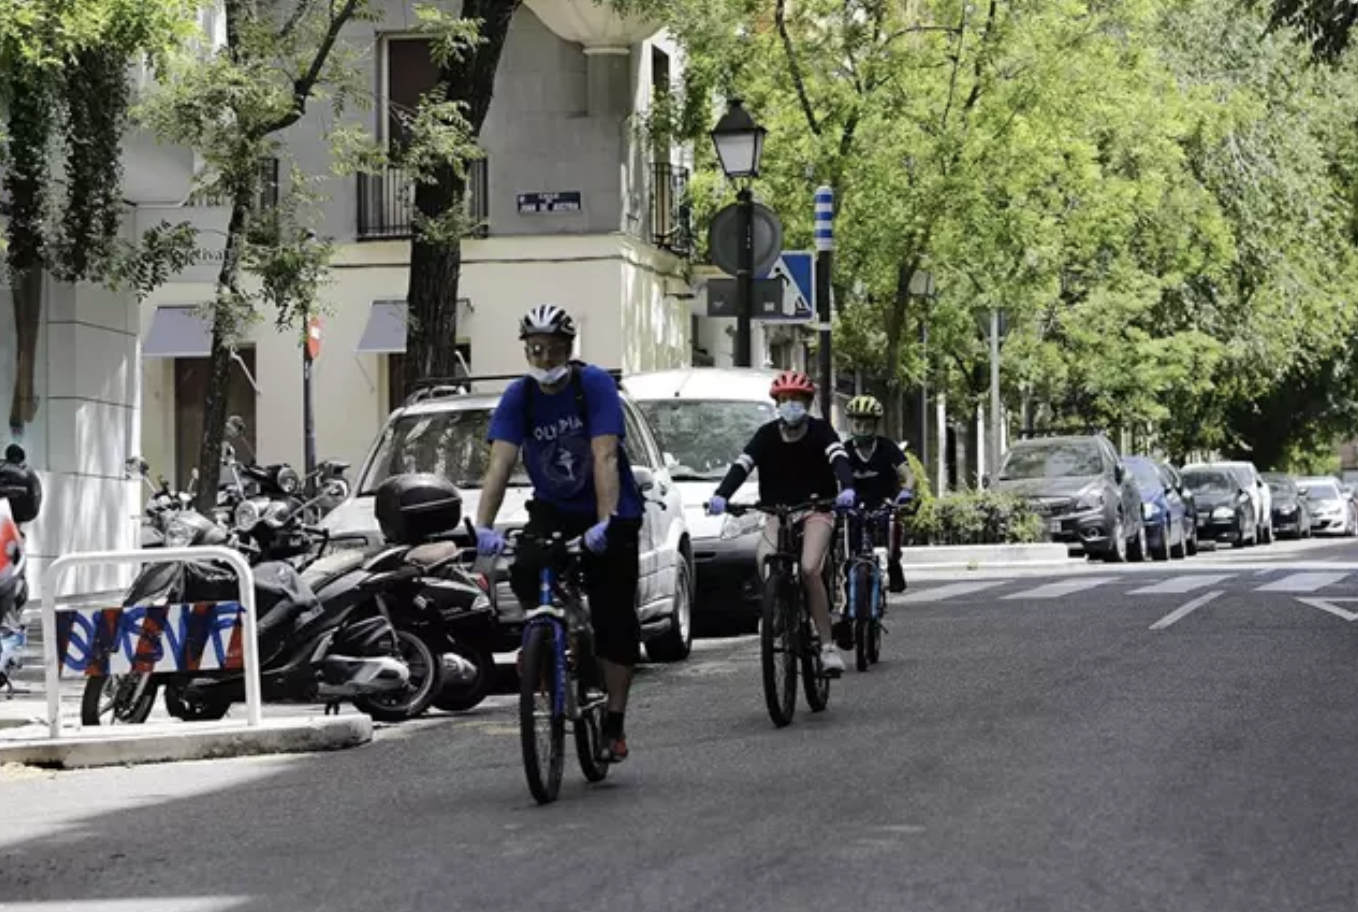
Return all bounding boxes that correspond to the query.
[769,370,815,399]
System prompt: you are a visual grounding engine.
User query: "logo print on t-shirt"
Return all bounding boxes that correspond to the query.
[538,433,592,499]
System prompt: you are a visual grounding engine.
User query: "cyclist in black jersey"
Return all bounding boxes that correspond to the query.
[707,371,856,675]
[842,395,914,594]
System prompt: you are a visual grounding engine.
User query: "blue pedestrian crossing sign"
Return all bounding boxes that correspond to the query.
[755,251,815,323]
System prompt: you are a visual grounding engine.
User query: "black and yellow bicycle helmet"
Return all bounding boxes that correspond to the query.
[846,395,884,419]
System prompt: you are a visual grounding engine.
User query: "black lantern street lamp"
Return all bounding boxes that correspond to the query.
[710,98,767,367]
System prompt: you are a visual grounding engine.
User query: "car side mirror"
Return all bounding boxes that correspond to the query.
[663,452,678,470]
[1115,465,1125,484]
[633,466,656,494]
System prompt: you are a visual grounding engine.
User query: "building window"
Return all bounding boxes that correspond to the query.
[173,348,257,490]
[385,37,440,154]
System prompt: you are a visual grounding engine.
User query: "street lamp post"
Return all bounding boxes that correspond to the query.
[710,98,766,369]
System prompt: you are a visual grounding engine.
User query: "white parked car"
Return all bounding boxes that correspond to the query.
[623,368,802,631]
[321,381,695,662]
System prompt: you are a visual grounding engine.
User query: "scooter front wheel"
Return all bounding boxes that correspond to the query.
[81,674,159,725]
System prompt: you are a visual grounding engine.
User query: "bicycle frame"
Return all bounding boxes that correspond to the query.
[514,534,588,721]
[844,506,894,623]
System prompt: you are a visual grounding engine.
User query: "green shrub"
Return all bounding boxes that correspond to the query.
[902,489,1042,546]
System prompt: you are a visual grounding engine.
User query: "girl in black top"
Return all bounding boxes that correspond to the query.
[844,395,915,593]
[708,371,856,676]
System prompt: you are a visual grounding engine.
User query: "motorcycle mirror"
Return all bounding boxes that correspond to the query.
[225,415,246,439]
[324,479,347,499]
[124,456,149,478]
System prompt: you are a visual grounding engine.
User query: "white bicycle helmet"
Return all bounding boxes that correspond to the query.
[518,304,577,340]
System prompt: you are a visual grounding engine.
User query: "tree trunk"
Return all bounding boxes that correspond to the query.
[400,0,521,402]
[8,269,42,433]
[194,196,253,514]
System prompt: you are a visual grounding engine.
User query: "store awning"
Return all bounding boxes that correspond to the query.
[143,306,212,358]
[355,301,408,354]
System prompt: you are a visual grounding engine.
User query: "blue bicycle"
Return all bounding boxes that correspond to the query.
[485,527,609,805]
[843,503,895,672]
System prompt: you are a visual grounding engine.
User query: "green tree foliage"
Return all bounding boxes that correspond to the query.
[661,0,1358,468]
[0,0,200,433]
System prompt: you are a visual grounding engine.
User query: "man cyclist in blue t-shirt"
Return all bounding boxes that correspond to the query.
[473,304,644,763]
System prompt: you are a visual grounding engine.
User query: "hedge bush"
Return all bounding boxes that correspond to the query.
[903,489,1044,546]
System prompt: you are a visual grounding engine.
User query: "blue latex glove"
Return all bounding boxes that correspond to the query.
[584,518,610,554]
[896,489,915,505]
[835,488,857,510]
[707,496,728,516]
[475,525,504,556]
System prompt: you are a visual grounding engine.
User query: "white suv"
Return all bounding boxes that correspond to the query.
[321,382,694,662]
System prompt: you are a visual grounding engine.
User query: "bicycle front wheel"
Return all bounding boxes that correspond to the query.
[760,571,798,727]
[520,623,566,804]
[854,564,873,673]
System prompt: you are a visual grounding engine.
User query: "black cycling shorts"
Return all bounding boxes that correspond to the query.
[508,500,642,666]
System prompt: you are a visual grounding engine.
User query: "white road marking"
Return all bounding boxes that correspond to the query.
[1256,572,1349,593]
[1295,597,1358,622]
[900,581,1007,603]
[1129,574,1233,595]
[1150,591,1223,630]
[1003,577,1115,600]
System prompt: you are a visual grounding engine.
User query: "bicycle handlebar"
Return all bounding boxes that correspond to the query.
[719,497,837,518]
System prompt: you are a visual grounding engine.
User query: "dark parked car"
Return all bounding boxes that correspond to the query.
[1262,473,1311,539]
[1181,466,1256,547]
[1124,456,1196,560]
[990,434,1146,562]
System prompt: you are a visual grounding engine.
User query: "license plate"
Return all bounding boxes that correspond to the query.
[1048,519,1062,533]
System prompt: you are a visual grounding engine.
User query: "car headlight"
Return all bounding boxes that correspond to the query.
[1076,491,1104,511]
[276,467,301,495]
[1279,504,1297,515]
[1142,502,1158,520]
[1212,506,1234,519]
[720,510,765,541]
[164,518,195,548]
[234,500,261,531]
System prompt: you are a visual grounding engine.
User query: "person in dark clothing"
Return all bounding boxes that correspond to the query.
[707,370,856,676]
[843,395,914,594]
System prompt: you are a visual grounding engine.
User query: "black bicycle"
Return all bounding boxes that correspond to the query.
[485,528,610,805]
[723,498,840,728]
[843,503,895,672]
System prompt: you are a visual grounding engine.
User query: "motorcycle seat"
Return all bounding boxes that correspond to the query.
[405,541,461,569]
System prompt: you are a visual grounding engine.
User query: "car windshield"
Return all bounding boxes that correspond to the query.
[1266,479,1294,497]
[1306,483,1341,502]
[1182,470,1234,494]
[1125,460,1162,490]
[998,442,1103,480]
[358,407,528,494]
[635,399,775,480]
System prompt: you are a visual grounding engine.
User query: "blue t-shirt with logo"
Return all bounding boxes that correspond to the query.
[487,366,643,520]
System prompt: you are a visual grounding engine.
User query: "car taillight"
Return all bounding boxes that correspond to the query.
[474,573,489,592]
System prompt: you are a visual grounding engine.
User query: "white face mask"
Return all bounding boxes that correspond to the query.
[528,365,569,386]
[778,402,808,426]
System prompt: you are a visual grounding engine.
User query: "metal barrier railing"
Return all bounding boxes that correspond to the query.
[39,547,259,739]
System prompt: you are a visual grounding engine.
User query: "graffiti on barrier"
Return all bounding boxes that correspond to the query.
[55,602,246,677]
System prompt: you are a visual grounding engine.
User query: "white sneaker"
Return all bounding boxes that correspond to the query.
[820,643,845,677]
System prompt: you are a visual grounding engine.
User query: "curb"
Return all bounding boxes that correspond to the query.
[0,716,372,770]
[899,543,1072,570]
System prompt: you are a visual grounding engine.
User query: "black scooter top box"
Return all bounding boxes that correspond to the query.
[374,474,463,545]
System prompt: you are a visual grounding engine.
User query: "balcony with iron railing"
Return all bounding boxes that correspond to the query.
[650,162,691,257]
[356,159,490,240]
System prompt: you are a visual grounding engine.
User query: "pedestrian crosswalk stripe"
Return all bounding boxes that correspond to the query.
[1130,574,1233,595]
[1002,577,1116,600]
[1256,572,1349,593]
[900,581,1007,603]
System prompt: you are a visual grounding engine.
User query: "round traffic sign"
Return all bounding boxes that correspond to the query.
[306,315,323,360]
[708,201,784,278]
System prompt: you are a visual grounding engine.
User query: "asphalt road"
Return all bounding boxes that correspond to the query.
[6,539,1358,912]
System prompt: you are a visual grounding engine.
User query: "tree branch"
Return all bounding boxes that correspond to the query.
[256,0,361,137]
[776,0,821,136]
[279,0,319,42]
